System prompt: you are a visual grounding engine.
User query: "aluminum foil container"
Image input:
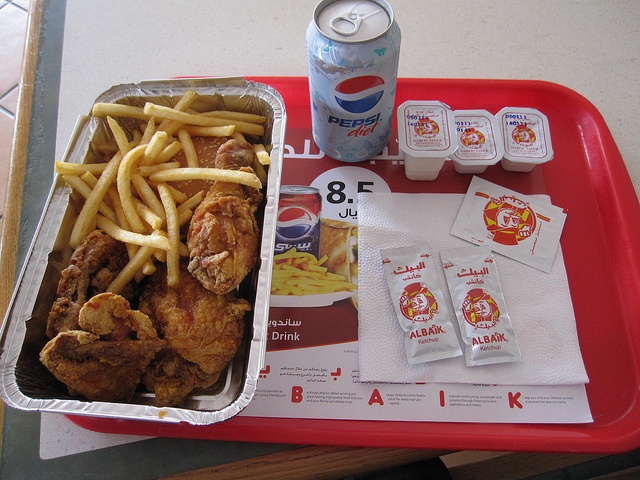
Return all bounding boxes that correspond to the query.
[0,77,286,425]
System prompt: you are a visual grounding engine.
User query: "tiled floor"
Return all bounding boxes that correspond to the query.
[0,0,29,234]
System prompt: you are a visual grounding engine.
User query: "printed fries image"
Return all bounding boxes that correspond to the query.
[271,249,357,296]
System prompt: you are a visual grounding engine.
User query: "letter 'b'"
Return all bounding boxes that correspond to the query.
[292,386,304,403]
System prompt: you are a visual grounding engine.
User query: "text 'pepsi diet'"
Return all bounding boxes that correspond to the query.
[306,0,401,162]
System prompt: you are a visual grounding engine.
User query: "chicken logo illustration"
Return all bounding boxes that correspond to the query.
[482,194,537,246]
[414,117,439,137]
[462,288,500,329]
[399,282,439,322]
[512,124,536,145]
[460,127,485,148]
[334,75,385,114]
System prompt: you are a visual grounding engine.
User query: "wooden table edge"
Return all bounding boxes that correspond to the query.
[0,0,44,446]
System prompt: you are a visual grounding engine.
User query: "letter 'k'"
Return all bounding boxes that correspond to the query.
[508,391,523,409]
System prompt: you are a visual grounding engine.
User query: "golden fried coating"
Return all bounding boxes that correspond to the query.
[139,261,251,407]
[142,351,221,408]
[187,181,261,294]
[214,138,257,170]
[187,139,263,294]
[40,293,164,403]
[46,230,134,338]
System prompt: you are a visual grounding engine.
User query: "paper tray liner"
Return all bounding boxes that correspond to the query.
[0,77,286,425]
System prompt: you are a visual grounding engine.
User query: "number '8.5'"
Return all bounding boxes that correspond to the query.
[326,181,375,204]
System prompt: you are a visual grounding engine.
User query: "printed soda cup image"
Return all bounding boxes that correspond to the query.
[496,107,554,172]
[306,0,401,162]
[451,109,504,174]
[396,100,458,180]
[275,186,323,258]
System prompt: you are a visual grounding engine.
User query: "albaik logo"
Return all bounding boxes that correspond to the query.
[329,75,384,138]
[462,288,500,329]
[481,194,537,246]
[399,282,439,323]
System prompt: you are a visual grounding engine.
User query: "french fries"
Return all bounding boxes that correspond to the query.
[95,215,173,251]
[55,161,108,176]
[253,144,272,166]
[199,110,266,124]
[56,90,270,292]
[143,103,265,136]
[108,116,132,155]
[271,249,357,296]
[116,144,148,233]
[177,129,199,168]
[91,103,147,120]
[181,125,236,137]
[61,174,117,223]
[149,167,262,190]
[142,130,169,165]
[158,183,180,287]
[69,151,123,249]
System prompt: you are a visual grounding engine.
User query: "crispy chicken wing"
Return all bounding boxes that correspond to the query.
[187,139,263,294]
[213,137,258,170]
[139,261,251,407]
[141,351,222,408]
[46,230,134,338]
[40,293,164,403]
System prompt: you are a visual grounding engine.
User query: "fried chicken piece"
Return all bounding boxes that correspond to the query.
[214,137,258,170]
[187,181,261,294]
[46,230,133,338]
[40,293,164,403]
[142,351,222,408]
[187,139,263,294]
[139,261,251,407]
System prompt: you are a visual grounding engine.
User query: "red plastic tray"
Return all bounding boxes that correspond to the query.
[69,77,640,453]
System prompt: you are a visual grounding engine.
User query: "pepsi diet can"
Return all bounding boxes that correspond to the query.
[306,0,401,162]
[275,186,323,257]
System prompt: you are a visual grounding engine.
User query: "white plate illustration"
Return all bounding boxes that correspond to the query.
[270,291,355,308]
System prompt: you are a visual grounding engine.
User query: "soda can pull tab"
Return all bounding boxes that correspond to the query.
[330,12,363,36]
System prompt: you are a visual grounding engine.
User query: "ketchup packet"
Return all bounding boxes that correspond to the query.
[450,176,567,273]
[381,245,462,364]
[441,246,522,367]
